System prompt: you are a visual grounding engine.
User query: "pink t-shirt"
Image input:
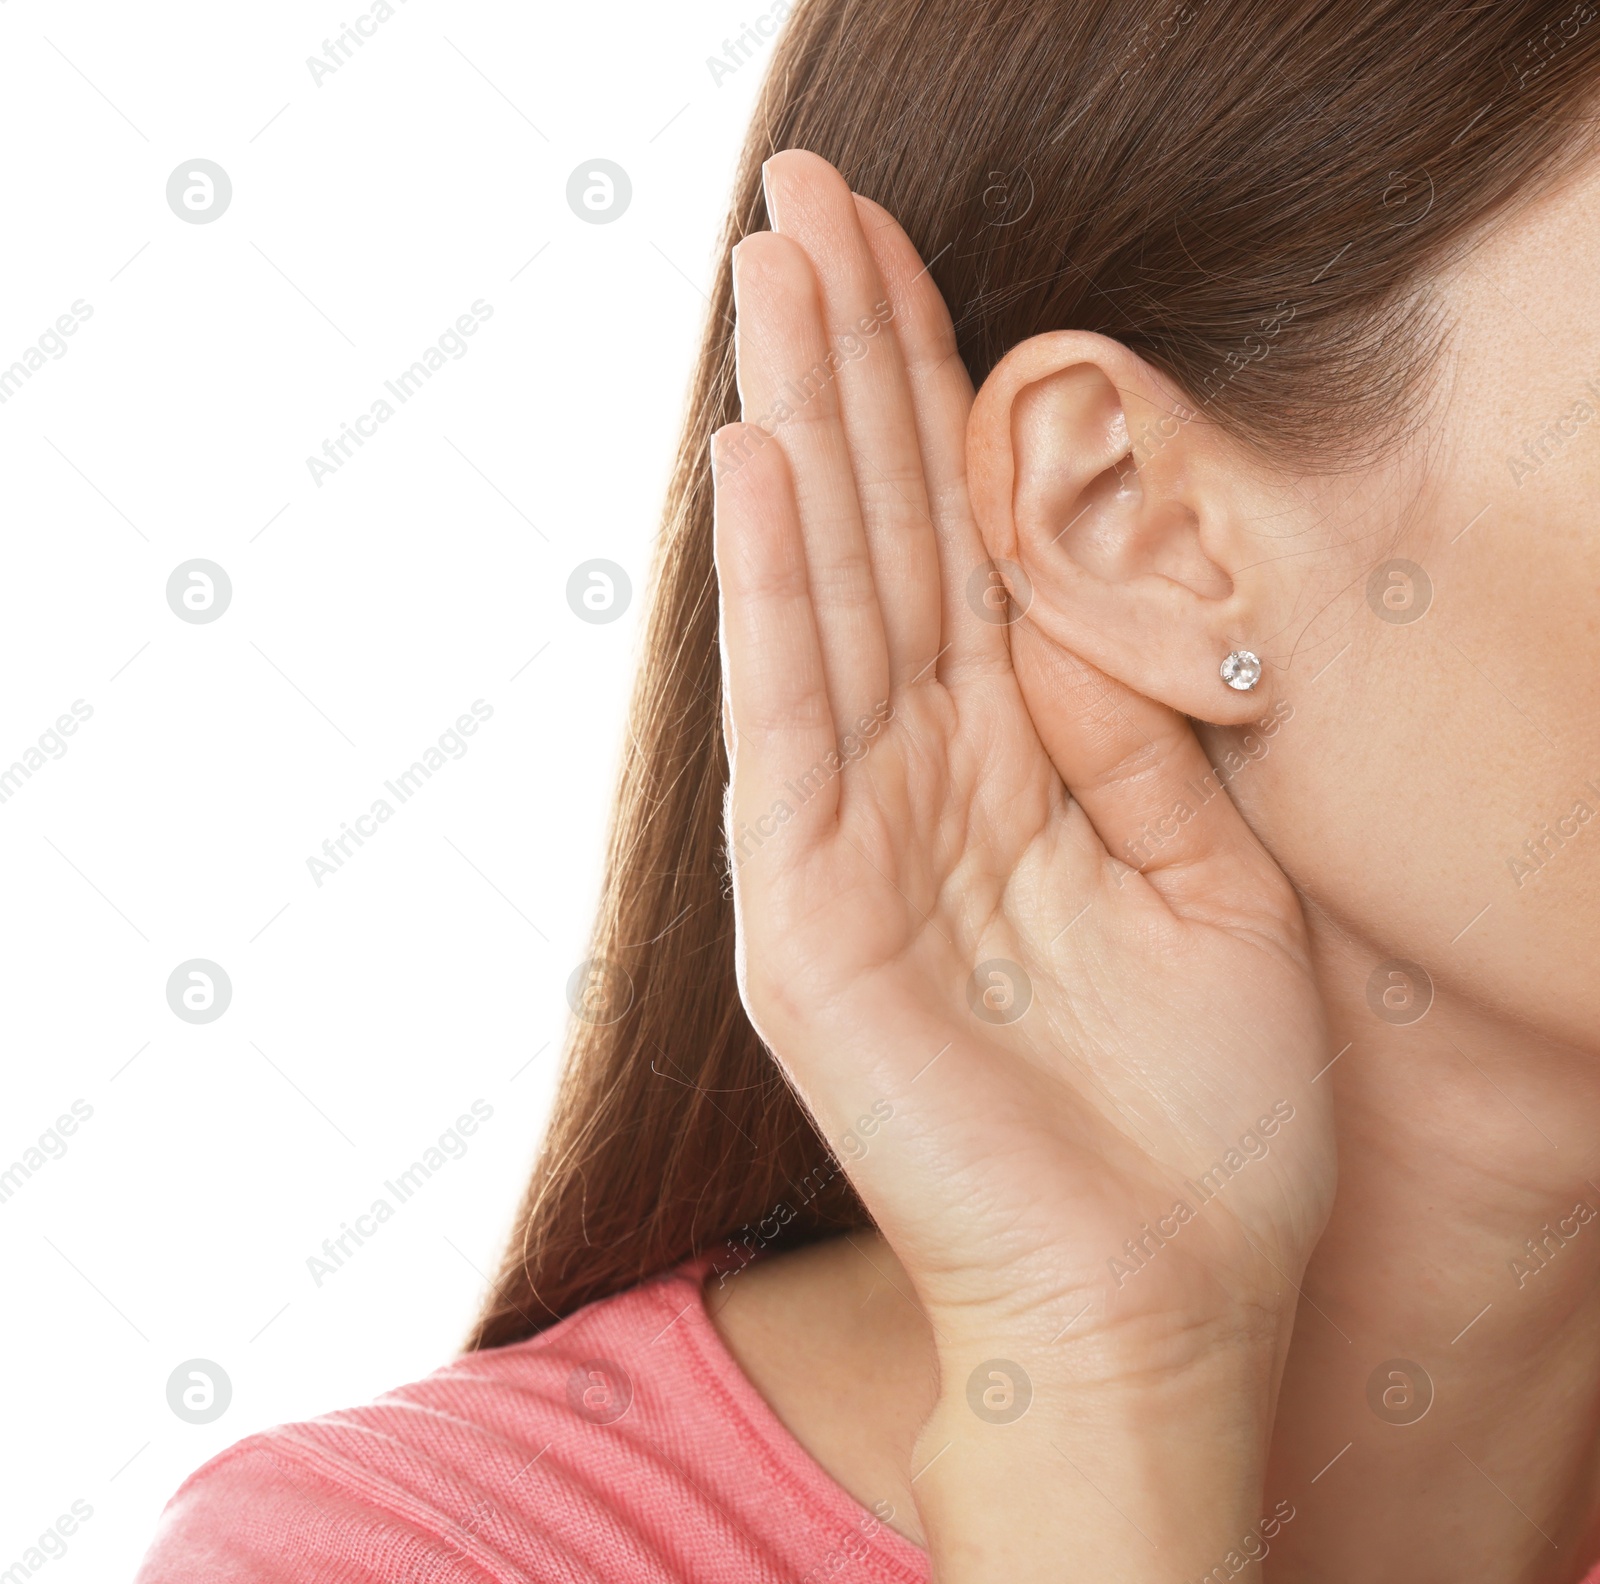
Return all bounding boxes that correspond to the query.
[133,1256,928,1583]
[134,1254,1600,1583]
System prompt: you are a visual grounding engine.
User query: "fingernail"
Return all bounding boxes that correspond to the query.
[761,158,780,229]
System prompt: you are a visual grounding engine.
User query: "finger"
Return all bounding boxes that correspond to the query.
[712,422,841,861]
[1010,622,1287,912]
[764,151,942,689]
[733,229,891,731]
[852,192,1009,684]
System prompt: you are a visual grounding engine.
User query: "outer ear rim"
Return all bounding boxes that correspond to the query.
[968,330,1187,552]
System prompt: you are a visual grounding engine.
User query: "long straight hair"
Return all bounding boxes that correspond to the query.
[469,0,1600,1348]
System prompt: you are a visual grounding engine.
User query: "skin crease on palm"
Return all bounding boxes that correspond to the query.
[705,143,1600,1584]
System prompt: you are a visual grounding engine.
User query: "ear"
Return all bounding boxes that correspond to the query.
[967,330,1273,724]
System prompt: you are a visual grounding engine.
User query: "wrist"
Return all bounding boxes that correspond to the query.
[920,1266,1296,1394]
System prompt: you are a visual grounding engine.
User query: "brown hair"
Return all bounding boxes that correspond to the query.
[469,0,1600,1348]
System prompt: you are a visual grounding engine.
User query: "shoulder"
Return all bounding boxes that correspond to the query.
[133,1259,925,1584]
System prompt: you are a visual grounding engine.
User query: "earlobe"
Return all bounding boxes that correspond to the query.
[967,330,1270,724]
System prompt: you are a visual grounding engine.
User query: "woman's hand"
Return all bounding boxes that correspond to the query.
[712,150,1334,1579]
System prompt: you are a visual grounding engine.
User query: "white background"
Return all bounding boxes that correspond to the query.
[0,2,765,1575]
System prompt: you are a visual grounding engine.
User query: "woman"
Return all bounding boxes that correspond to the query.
[137,1,1600,1579]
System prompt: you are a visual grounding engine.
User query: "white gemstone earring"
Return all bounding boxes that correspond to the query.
[1220,649,1261,691]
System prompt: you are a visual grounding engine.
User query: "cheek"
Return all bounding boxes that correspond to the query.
[1436,465,1600,1038]
[1208,168,1600,1049]
[1227,442,1600,1050]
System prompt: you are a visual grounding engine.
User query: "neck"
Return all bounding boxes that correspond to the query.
[1266,914,1600,1582]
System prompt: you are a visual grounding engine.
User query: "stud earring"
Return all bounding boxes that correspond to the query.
[1220,649,1261,691]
